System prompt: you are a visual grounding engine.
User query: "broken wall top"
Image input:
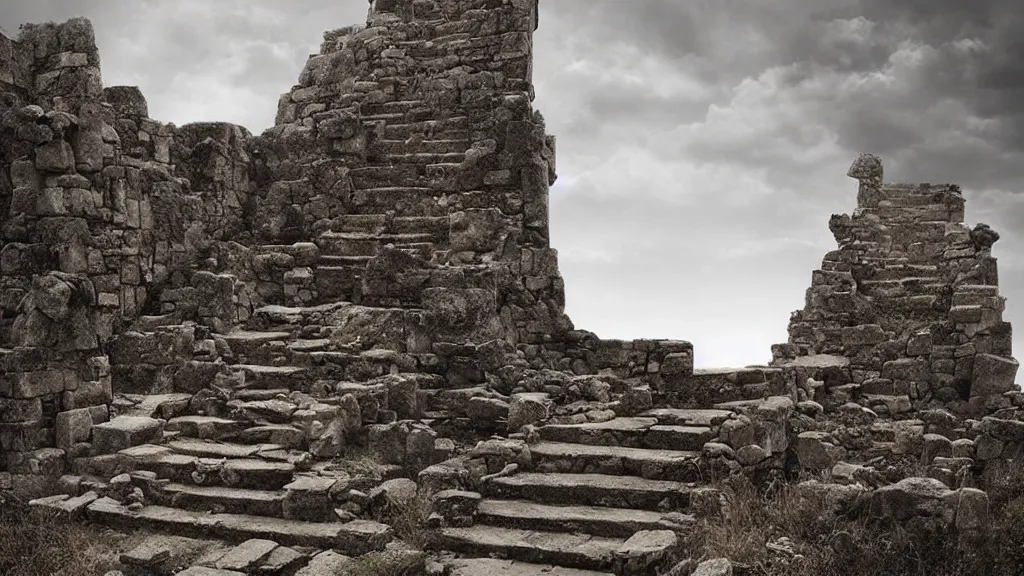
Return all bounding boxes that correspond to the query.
[774,153,1018,416]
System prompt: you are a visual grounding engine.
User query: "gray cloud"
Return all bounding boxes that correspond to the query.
[1,1,1021,368]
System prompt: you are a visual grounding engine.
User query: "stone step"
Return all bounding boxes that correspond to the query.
[222,330,293,362]
[166,439,285,459]
[87,498,391,554]
[317,231,440,257]
[871,265,941,281]
[436,525,623,571]
[330,214,388,234]
[230,364,310,390]
[393,242,435,261]
[485,473,692,511]
[860,277,945,290]
[359,112,407,122]
[116,393,193,420]
[383,152,465,165]
[318,255,373,267]
[348,187,448,217]
[382,116,469,140]
[392,216,450,235]
[349,165,421,189]
[331,214,450,237]
[119,445,297,489]
[376,138,469,155]
[446,558,612,576]
[539,418,714,452]
[639,408,734,427]
[956,284,999,296]
[165,417,248,440]
[234,389,292,401]
[223,330,292,344]
[91,416,165,454]
[287,339,331,354]
[530,442,701,482]
[238,425,307,449]
[248,302,349,330]
[360,99,427,116]
[163,483,285,518]
[475,499,670,539]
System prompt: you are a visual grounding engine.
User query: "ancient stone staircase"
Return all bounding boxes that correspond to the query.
[71,296,453,555]
[434,408,738,573]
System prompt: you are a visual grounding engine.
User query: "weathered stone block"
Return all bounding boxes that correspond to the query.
[12,370,66,398]
[62,377,111,410]
[0,398,43,423]
[508,392,549,430]
[882,358,930,382]
[35,140,76,172]
[283,476,336,522]
[841,324,886,346]
[55,408,93,450]
[90,416,163,453]
[449,209,508,253]
[907,331,933,356]
[796,431,841,470]
[971,354,1019,397]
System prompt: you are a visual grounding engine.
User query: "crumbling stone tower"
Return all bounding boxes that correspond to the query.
[0,1,693,487]
[773,153,1019,416]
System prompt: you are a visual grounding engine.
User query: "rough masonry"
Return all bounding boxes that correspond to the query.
[0,2,1021,575]
[772,153,1019,418]
[0,1,692,484]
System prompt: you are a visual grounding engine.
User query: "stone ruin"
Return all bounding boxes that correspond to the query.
[772,153,1018,418]
[0,2,1019,575]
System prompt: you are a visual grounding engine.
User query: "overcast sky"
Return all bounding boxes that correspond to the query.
[2,1,1022,370]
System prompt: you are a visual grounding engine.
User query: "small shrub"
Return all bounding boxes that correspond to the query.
[337,448,388,478]
[375,492,433,550]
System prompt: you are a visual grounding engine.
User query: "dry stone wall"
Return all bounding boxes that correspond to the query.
[773,154,1019,417]
[0,18,255,484]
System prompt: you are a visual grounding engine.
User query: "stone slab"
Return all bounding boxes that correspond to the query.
[438,525,623,571]
[176,568,246,576]
[167,439,263,459]
[530,442,701,481]
[486,472,692,511]
[476,499,668,538]
[164,483,285,517]
[447,558,613,576]
[215,539,278,571]
[91,416,164,453]
[86,499,392,554]
[639,408,734,427]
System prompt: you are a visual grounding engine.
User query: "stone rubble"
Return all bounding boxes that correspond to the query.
[0,1,1021,575]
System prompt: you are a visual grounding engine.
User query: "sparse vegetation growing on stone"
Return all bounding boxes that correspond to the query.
[0,493,124,576]
[683,473,1024,576]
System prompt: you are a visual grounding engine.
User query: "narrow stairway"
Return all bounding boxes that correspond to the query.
[436,408,735,573]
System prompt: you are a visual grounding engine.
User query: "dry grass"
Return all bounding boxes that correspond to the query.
[345,550,425,576]
[0,491,126,576]
[337,447,390,478]
[683,471,1024,576]
[373,491,434,550]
